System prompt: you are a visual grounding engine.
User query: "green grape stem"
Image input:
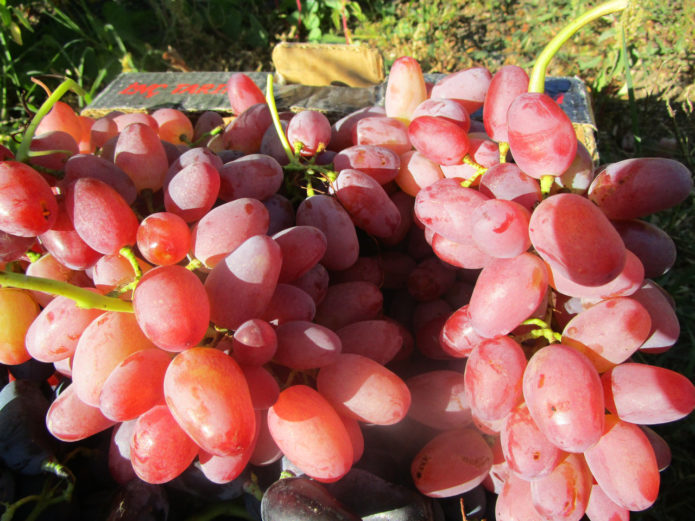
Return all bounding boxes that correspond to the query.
[528,0,629,93]
[265,74,296,164]
[15,77,89,163]
[0,270,134,312]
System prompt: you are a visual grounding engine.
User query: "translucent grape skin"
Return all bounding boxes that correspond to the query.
[317,353,411,425]
[583,414,660,511]
[407,115,470,166]
[113,122,169,192]
[163,347,256,457]
[151,107,194,145]
[0,288,40,365]
[65,176,140,255]
[133,265,211,352]
[506,92,578,178]
[468,252,548,338]
[529,453,592,521]
[500,402,566,481]
[601,363,695,424]
[331,169,402,238]
[25,294,103,363]
[384,56,428,123]
[223,102,273,154]
[286,110,332,156]
[99,347,171,421]
[130,404,199,484]
[439,304,489,358]
[218,153,284,202]
[589,157,693,220]
[46,383,116,442]
[71,311,158,407]
[430,67,492,114]
[333,145,401,185]
[561,296,651,373]
[231,318,278,366]
[483,64,529,143]
[584,483,629,521]
[136,211,191,266]
[0,161,59,237]
[470,199,531,259]
[411,428,493,498]
[522,344,604,453]
[352,116,411,156]
[204,234,282,330]
[295,194,360,272]
[405,370,473,430]
[191,197,270,268]
[227,72,266,115]
[529,192,626,287]
[164,161,220,222]
[267,385,353,483]
[464,336,526,421]
[273,320,342,370]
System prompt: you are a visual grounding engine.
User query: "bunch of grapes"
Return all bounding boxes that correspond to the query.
[1,1,694,519]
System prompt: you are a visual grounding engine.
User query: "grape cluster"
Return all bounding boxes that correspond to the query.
[1,38,694,521]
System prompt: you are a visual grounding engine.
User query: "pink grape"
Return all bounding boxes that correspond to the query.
[99,347,171,421]
[261,283,316,325]
[231,318,278,366]
[286,110,332,156]
[329,105,386,152]
[133,265,211,351]
[313,281,383,331]
[583,414,660,511]
[295,194,359,271]
[0,161,58,237]
[272,225,328,282]
[25,294,103,363]
[336,319,403,365]
[412,98,471,132]
[114,122,169,191]
[395,150,444,197]
[65,177,139,255]
[507,92,578,178]
[226,72,266,115]
[223,102,273,154]
[584,483,629,521]
[588,157,693,219]
[405,370,472,430]
[529,453,592,521]
[483,64,529,143]
[384,56,428,122]
[522,344,604,452]
[464,336,526,421]
[71,311,158,407]
[407,115,470,166]
[191,197,269,268]
[28,130,78,171]
[204,234,282,330]
[273,320,342,370]
[164,347,256,456]
[267,385,353,483]
[602,363,695,424]
[317,353,411,425]
[612,218,677,278]
[468,252,548,338]
[46,383,116,442]
[136,211,191,266]
[241,364,280,410]
[631,280,680,353]
[471,199,531,259]
[439,304,488,358]
[151,107,194,145]
[561,297,651,372]
[411,428,493,498]
[289,263,330,305]
[130,404,198,484]
[199,446,254,485]
[218,153,284,201]
[352,116,411,156]
[333,145,401,185]
[331,169,402,238]
[164,161,220,222]
[478,162,542,212]
[528,192,626,287]
[430,67,492,114]
[500,402,566,480]
[63,153,137,205]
